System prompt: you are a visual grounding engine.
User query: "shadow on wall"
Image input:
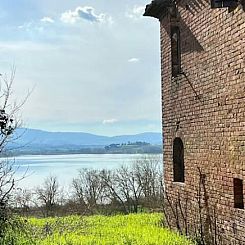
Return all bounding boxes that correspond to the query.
[242,0,245,10]
[178,0,209,14]
[177,0,209,53]
[161,0,208,53]
[164,16,205,53]
[180,18,204,53]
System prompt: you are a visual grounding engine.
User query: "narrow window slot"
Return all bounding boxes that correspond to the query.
[234,178,244,209]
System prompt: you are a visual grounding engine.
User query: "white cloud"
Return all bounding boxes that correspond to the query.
[128,58,140,63]
[102,119,118,124]
[40,17,54,23]
[126,6,145,20]
[17,21,44,33]
[18,18,54,33]
[18,22,32,30]
[60,6,112,24]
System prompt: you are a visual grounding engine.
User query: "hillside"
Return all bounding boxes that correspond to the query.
[5,128,162,155]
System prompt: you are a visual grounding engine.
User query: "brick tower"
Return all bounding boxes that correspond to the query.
[144,0,245,243]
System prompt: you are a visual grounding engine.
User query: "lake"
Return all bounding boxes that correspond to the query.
[12,154,162,189]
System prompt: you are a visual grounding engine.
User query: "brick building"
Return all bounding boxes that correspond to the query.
[144,0,245,244]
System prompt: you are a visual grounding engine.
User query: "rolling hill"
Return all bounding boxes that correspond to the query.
[5,128,162,155]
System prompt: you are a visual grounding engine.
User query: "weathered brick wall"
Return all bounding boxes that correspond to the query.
[161,1,245,244]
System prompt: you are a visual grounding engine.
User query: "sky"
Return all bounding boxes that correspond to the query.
[0,0,161,136]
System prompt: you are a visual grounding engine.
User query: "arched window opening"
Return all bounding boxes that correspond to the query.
[234,178,244,209]
[173,137,184,182]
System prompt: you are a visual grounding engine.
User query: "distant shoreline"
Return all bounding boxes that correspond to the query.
[5,141,163,157]
[5,147,163,157]
[7,152,163,158]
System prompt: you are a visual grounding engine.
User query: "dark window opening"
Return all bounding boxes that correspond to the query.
[234,178,244,209]
[171,26,181,77]
[211,0,238,9]
[173,137,184,182]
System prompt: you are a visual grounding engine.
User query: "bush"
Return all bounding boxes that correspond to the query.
[0,216,33,245]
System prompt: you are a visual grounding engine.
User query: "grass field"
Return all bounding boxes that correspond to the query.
[13,213,195,245]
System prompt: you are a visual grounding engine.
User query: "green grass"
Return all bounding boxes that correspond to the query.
[22,213,195,245]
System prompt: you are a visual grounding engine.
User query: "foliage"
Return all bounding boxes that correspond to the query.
[23,213,195,245]
[0,215,33,245]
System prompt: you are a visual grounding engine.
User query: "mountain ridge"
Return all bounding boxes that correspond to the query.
[9,128,162,149]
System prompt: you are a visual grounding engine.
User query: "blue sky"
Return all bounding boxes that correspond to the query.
[0,0,161,136]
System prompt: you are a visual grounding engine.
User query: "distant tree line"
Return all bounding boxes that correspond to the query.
[12,156,164,217]
[7,142,162,156]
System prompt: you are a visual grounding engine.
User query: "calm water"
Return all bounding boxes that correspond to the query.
[12,154,162,189]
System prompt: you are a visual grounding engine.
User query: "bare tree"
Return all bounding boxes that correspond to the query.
[72,169,105,213]
[101,156,163,213]
[133,156,162,208]
[0,68,29,238]
[11,188,33,216]
[115,165,142,213]
[100,169,129,213]
[8,156,163,216]
[35,176,60,217]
